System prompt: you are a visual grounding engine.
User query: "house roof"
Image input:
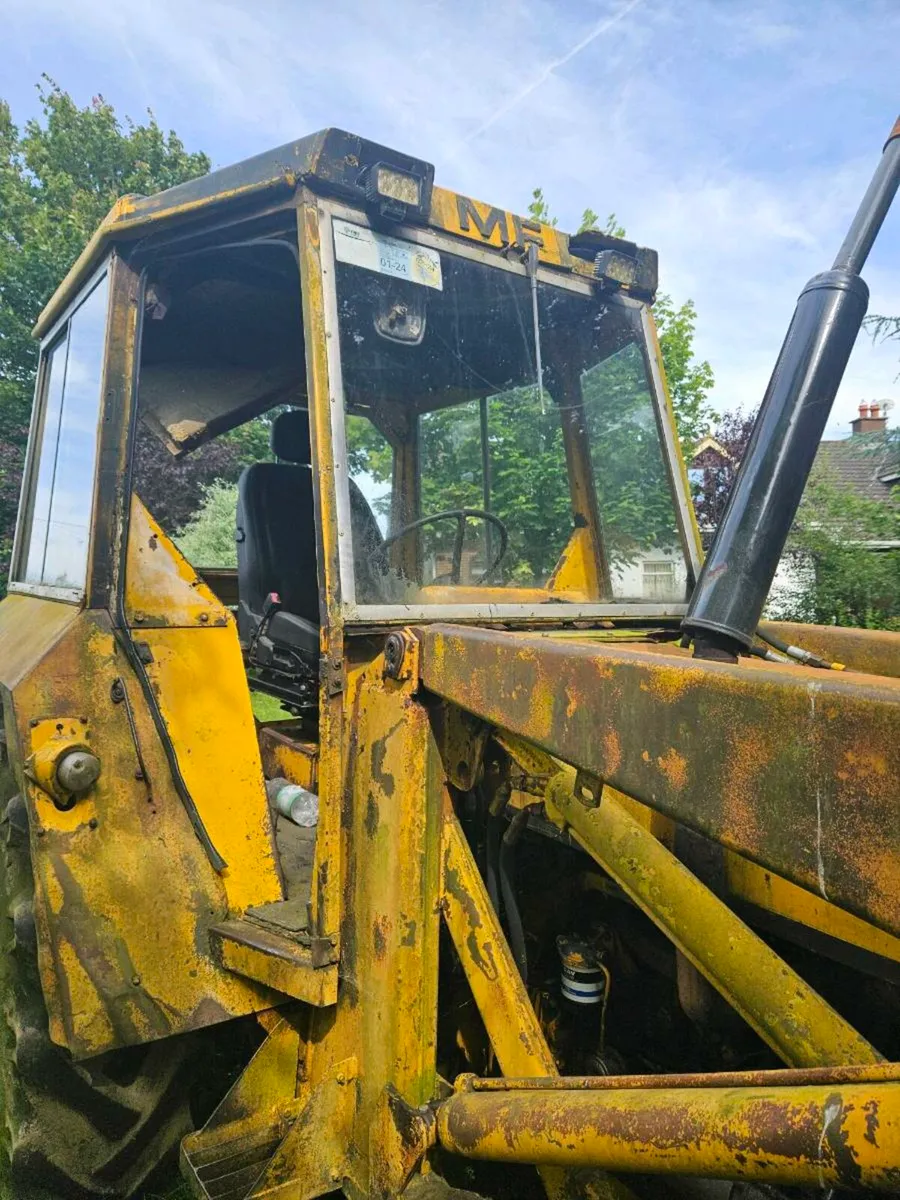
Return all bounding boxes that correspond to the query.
[691,435,732,462]
[813,433,899,505]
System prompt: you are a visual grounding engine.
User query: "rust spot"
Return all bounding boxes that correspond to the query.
[657,747,688,791]
[148,535,158,551]
[401,917,417,947]
[373,914,389,961]
[644,665,692,703]
[864,1098,880,1147]
[365,793,379,839]
[602,729,621,775]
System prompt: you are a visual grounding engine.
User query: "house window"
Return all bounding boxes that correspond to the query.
[17,273,109,591]
[643,559,676,599]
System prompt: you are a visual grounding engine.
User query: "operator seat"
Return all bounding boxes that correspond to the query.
[236,408,387,697]
[236,408,320,679]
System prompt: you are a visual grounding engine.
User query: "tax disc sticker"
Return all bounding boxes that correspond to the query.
[333,219,443,290]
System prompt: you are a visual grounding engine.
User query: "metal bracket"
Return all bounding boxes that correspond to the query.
[321,654,345,697]
[573,769,602,808]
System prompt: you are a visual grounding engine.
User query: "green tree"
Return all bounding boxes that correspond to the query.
[776,472,900,629]
[865,313,900,355]
[0,79,210,591]
[527,189,624,237]
[176,480,240,567]
[652,294,715,453]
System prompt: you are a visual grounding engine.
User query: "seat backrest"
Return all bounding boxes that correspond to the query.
[235,410,319,642]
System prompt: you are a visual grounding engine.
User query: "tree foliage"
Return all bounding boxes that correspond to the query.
[176,480,240,567]
[865,313,900,359]
[696,409,900,630]
[778,473,900,629]
[652,294,715,454]
[348,341,684,588]
[527,189,625,237]
[691,408,757,539]
[0,80,210,591]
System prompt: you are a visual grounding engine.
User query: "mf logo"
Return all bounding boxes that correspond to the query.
[455,195,544,251]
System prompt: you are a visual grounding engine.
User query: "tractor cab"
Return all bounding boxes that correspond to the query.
[12,131,697,710]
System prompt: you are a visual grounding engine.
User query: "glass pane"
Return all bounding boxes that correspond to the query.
[333,220,689,609]
[538,286,688,603]
[18,275,108,590]
[42,276,108,588]
[22,337,68,582]
[335,232,545,603]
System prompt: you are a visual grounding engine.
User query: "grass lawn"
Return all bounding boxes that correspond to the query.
[250,690,293,722]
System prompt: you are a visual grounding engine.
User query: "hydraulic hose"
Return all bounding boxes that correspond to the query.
[500,809,529,984]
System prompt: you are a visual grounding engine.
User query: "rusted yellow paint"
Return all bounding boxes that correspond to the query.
[259,726,319,791]
[440,794,635,1200]
[297,193,343,950]
[209,924,337,1006]
[437,1079,900,1189]
[124,497,228,627]
[725,848,900,965]
[5,604,283,1058]
[441,794,558,1076]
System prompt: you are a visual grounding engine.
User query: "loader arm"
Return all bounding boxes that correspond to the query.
[417,623,900,938]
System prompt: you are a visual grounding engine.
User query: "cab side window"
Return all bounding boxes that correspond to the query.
[16,273,109,591]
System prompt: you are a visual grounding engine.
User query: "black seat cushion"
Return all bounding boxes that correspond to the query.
[236,406,389,678]
[236,462,319,651]
[270,408,311,464]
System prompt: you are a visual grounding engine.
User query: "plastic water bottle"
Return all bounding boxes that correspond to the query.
[266,779,319,828]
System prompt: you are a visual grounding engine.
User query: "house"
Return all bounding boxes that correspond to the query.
[689,403,898,617]
[766,403,898,615]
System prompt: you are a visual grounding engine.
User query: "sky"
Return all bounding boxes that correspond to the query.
[5,0,900,438]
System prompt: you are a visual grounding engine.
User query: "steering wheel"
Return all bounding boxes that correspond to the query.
[371,509,509,586]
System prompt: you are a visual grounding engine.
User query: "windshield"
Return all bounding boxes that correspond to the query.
[333,219,690,609]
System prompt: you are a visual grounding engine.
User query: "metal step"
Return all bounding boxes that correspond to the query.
[181,1120,290,1200]
[209,913,337,1006]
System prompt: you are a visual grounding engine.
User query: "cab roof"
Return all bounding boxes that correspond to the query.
[35,128,658,338]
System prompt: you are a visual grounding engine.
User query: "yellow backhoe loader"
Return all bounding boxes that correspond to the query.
[1,117,900,1199]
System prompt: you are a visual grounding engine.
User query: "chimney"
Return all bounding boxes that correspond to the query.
[851,401,888,435]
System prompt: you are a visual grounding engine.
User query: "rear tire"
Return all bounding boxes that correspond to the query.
[0,791,194,1198]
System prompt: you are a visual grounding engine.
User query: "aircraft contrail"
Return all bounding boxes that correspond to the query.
[462,0,645,146]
